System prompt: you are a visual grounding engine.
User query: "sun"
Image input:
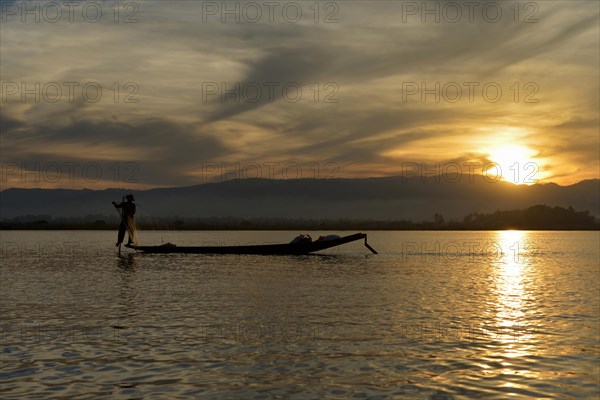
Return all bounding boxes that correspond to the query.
[486,144,539,185]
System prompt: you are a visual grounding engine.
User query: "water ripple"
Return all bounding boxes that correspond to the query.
[1,231,599,398]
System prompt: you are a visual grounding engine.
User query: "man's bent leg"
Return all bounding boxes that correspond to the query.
[117,222,126,246]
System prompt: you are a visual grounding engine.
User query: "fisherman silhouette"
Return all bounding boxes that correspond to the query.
[112,194,136,248]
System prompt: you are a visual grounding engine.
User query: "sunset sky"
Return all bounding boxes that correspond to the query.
[1,0,598,189]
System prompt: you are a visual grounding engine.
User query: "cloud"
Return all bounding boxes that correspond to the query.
[1,0,598,187]
[1,108,232,187]
[204,45,334,123]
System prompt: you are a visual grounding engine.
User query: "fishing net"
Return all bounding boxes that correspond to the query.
[125,214,137,245]
[116,205,138,245]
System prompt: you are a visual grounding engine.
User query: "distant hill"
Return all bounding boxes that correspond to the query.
[1,176,599,221]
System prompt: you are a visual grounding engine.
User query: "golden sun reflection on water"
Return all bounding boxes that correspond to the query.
[495,230,528,322]
[491,230,536,364]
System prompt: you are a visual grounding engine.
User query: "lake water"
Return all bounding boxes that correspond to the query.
[1,230,598,399]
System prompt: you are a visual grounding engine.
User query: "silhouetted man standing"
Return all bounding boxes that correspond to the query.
[113,194,136,247]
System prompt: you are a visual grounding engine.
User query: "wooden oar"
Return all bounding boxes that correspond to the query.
[364,235,378,254]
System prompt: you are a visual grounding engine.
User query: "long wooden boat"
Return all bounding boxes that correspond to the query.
[127,233,377,255]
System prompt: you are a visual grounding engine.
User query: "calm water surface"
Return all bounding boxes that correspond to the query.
[1,230,599,399]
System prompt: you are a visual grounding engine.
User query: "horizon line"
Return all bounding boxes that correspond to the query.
[2,175,598,192]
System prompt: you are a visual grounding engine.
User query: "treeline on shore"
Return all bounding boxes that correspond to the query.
[1,205,598,230]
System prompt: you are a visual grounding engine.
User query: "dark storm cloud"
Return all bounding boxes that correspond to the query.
[204,45,334,123]
[1,111,232,187]
[0,110,25,133]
